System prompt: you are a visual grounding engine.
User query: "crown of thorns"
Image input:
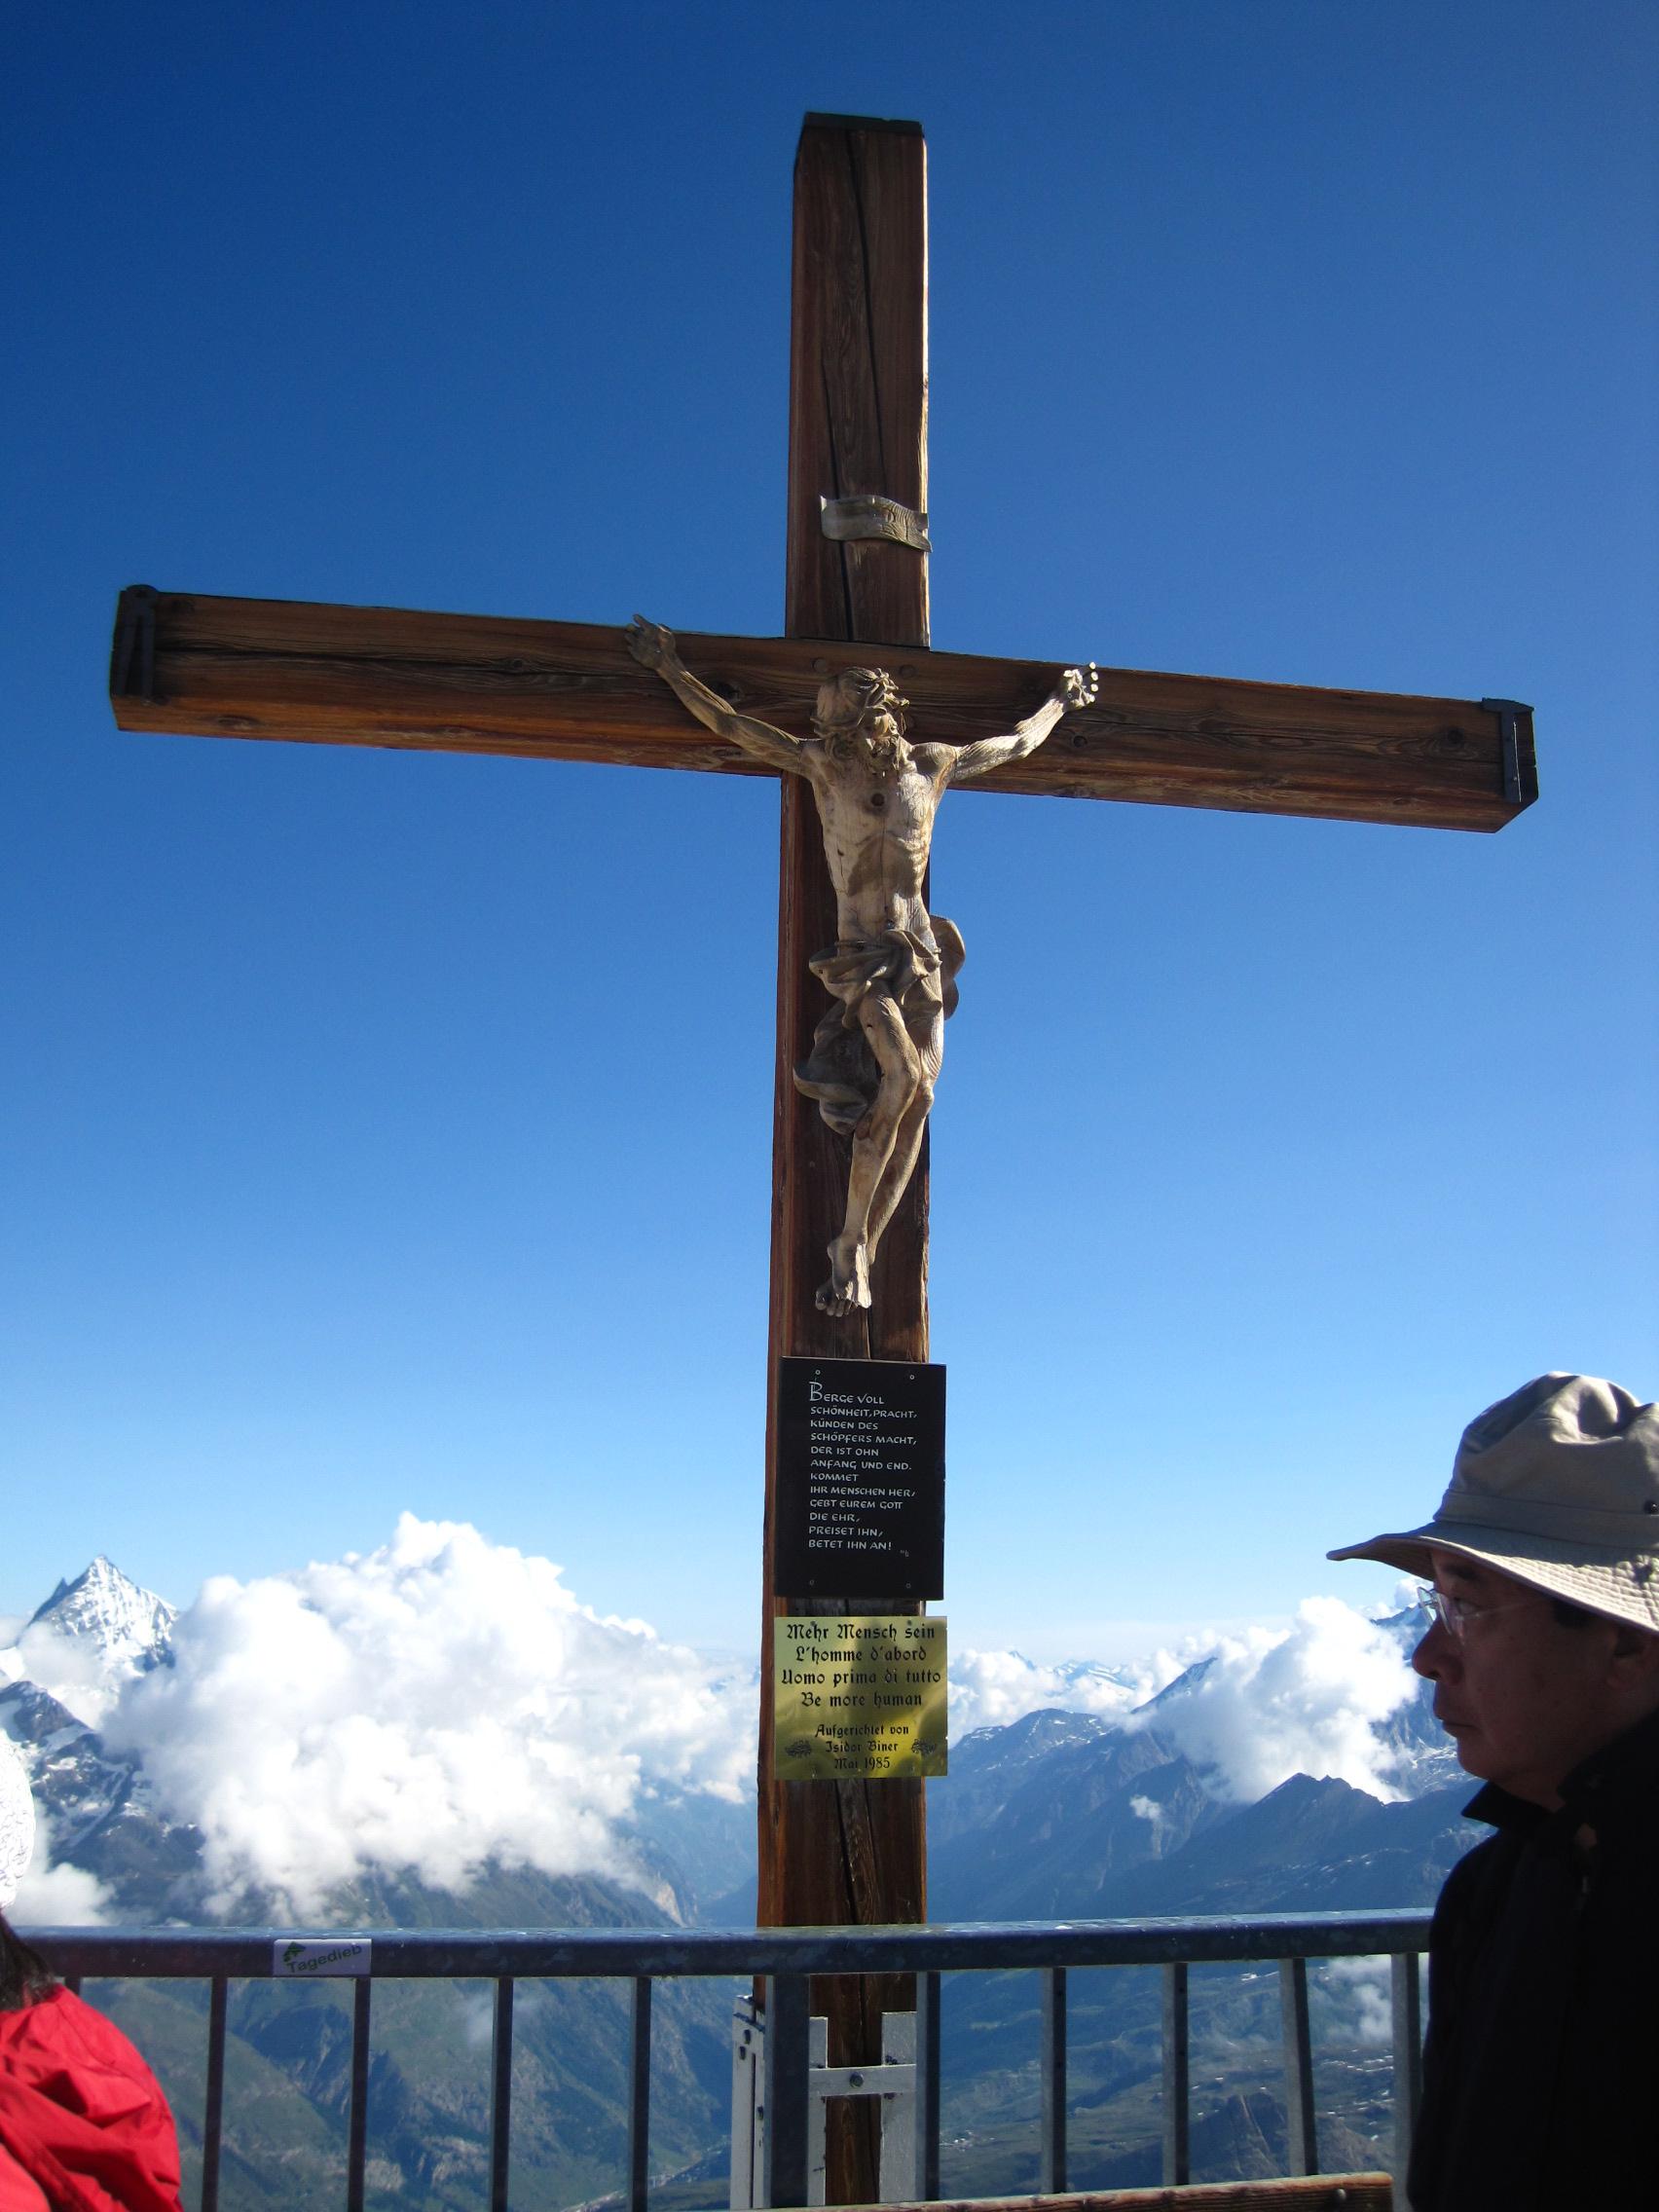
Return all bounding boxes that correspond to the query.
[811,668,910,737]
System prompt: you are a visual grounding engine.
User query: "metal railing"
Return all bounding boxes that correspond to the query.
[29,1909,1430,2211]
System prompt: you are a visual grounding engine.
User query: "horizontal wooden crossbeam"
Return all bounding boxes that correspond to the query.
[837,2183,1393,2212]
[110,587,1534,832]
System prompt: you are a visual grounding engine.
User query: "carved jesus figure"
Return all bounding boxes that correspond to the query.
[627,617,1098,1316]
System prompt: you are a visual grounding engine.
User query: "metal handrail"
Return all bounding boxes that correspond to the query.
[25,1909,1432,2211]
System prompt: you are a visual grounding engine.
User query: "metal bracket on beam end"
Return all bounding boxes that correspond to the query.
[1480,697,1535,806]
[820,495,931,553]
[111,585,161,702]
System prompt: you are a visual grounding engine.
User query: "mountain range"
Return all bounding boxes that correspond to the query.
[2,1560,1475,2206]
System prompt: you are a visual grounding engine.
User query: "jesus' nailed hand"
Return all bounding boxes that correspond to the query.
[626,616,1098,1318]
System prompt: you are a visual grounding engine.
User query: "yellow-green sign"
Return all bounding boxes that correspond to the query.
[772,1615,947,1779]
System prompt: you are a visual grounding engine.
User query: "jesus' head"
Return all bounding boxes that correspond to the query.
[811,669,911,768]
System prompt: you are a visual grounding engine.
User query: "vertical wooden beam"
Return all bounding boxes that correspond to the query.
[781,112,930,647]
[757,111,930,2206]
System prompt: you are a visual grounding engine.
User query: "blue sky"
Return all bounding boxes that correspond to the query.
[6,0,1656,1660]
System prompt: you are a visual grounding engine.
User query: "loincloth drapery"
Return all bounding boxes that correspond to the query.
[793,917,965,1137]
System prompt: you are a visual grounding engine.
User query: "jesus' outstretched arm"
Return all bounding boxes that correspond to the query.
[941,663,1099,785]
[626,616,806,777]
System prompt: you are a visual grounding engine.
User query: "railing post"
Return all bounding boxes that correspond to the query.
[201,1973,228,2212]
[1278,1957,1317,2176]
[1161,1961,1190,2186]
[489,1977,514,2212]
[914,1972,940,2202]
[628,1975,652,2212]
[1039,1966,1067,2193]
[761,1974,810,2208]
[1391,1949,1423,2201]
[346,1976,372,2212]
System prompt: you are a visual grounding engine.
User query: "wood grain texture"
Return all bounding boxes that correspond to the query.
[759,114,932,2206]
[110,585,1534,831]
[832,2183,1392,2212]
[785,118,928,644]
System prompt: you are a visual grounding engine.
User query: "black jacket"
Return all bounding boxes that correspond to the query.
[1409,1705,1659,2210]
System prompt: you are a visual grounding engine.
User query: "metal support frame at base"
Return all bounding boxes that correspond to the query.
[736,1999,920,2208]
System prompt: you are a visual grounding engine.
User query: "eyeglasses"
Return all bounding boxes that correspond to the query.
[1414,1583,1538,1639]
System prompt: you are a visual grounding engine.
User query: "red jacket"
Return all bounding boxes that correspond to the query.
[0,1988,182,2212]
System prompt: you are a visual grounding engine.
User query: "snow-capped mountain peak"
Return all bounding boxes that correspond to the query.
[27,1556,175,1668]
[2,1558,176,1728]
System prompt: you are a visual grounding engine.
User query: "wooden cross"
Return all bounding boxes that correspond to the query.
[108,113,1533,2202]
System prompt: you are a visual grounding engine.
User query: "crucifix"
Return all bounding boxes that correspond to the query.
[108,113,1534,2203]
[624,613,1099,1317]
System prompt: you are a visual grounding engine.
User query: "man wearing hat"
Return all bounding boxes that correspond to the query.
[1331,1373,1659,2212]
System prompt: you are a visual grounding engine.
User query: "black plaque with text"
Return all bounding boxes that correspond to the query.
[773,1356,945,1599]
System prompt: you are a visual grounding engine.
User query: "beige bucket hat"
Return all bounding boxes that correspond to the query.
[1329,1373,1659,1633]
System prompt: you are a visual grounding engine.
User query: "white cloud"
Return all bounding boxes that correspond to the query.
[947,1648,1150,1736]
[1320,1956,1395,2046]
[101,1516,756,1917]
[11,1807,113,1926]
[12,1860,112,1926]
[1127,1596,1417,1802]
[10,1625,124,1728]
[457,1988,496,2050]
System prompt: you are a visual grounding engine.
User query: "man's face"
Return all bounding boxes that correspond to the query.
[1412,1549,1625,1807]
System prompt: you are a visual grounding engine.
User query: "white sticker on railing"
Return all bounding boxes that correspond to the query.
[273,1937,372,1978]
